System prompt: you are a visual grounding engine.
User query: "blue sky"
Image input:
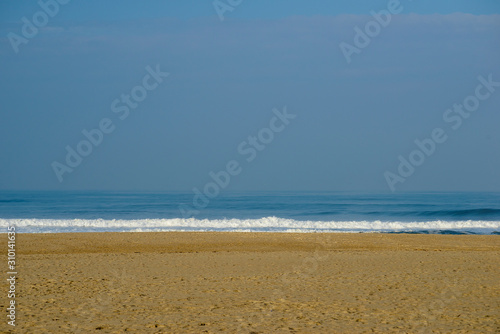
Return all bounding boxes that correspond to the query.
[1,1,500,21]
[0,1,499,192]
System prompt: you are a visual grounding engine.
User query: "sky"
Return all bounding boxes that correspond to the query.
[0,1,499,192]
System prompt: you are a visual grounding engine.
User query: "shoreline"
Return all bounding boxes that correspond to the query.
[10,232,500,255]
[4,216,499,235]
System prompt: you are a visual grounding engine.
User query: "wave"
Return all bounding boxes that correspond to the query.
[293,208,500,220]
[1,217,499,234]
[0,199,29,203]
[423,208,500,217]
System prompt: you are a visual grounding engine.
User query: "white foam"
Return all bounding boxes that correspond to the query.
[1,217,499,234]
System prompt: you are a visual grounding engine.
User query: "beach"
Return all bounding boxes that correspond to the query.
[2,232,500,333]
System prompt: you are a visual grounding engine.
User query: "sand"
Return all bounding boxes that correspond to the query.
[1,232,499,333]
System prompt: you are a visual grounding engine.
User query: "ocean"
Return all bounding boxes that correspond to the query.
[1,191,499,234]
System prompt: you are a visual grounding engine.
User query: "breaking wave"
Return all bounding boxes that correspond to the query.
[1,217,499,234]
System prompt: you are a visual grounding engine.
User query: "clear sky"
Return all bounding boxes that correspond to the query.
[0,1,499,192]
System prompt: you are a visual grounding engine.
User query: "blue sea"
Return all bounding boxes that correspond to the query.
[1,191,499,234]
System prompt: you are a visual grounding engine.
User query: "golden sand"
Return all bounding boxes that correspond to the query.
[2,232,499,333]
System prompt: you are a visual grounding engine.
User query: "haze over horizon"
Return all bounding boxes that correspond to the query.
[1,1,499,192]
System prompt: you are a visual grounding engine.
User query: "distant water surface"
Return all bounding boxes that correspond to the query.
[1,191,499,234]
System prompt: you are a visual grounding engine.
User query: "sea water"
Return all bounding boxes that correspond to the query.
[0,191,499,234]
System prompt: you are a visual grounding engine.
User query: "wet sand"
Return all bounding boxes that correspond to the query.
[2,232,499,333]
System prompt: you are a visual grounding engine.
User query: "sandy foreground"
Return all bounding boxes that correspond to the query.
[1,232,499,333]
